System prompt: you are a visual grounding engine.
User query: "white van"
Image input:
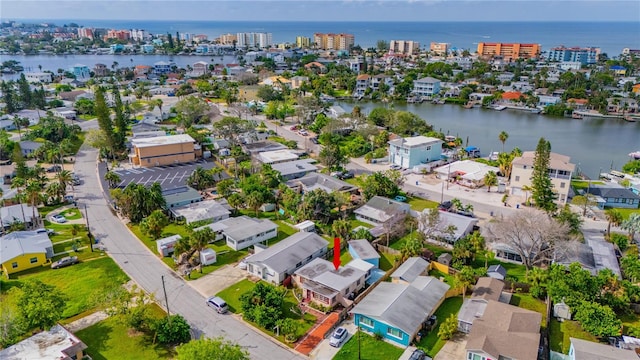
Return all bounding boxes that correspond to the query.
[206,296,228,314]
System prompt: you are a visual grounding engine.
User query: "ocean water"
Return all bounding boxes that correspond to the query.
[28,20,640,56]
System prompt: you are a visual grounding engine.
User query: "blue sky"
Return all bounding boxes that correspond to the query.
[3,0,639,21]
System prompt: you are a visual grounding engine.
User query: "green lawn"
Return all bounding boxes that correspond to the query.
[350,219,372,229]
[76,304,173,360]
[334,331,405,360]
[416,296,463,358]
[510,294,547,329]
[3,257,129,318]
[614,207,640,220]
[549,319,597,354]
[407,197,438,212]
[60,208,83,220]
[379,251,398,272]
[471,254,527,282]
[129,222,193,267]
[571,180,604,192]
[429,269,455,286]
[216,279,316,345]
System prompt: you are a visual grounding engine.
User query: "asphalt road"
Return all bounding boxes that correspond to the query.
[74,145,303,360]
[112,159,228,190]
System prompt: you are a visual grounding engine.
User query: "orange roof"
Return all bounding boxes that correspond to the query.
[567,98,588,105]
[502,91,522,100]
[135,65,150,69]
[356,74,370,80]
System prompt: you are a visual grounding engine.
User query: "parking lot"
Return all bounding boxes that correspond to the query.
[113,160,229,190]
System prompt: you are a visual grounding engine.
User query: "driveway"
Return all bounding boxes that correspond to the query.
[434,333,468,360]
[309,320,358,360]
[74,145,303,360]
[189,264,247,297]
[111,159,229,190]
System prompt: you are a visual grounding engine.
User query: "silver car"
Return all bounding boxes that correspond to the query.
[329,327,348,347]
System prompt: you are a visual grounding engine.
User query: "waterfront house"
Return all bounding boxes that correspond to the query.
[129,134,197,168]
[153,61,175,75]
[68,64,90,79]
[511,151,575,204]
[293,258,367,309]
[354,74,370,97]
[93,63,109,77]
[0,324,87,359]
[354,196,411,226]
[192,61,209,76]
[197,216,278,251]
[569,337,638,360]
[588,184,640,209]
[1,231,53,276]
[25,72,52,83]
[412,76,441,98]
[458,277,505,333]
[465,301,541,360]
[434,160,500,189]
[390,257,429,284]
[388,135,443,169]
[567,98,589,110]
[244,231,329,284]
[351,276,449,347]
[607,97,638,113]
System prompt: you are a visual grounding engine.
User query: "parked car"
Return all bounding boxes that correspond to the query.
[46,165,62,173]
[390,164,402,170]
[394,195,407,202]
[290,125,298,131]
[299,130,309,136]
[310,137,319,144]
[51,256,79,269]
[36,228,55,236]
[438,201,453,211]
[408,349,428,360]
[338,171,354,180]
[206,296,228,314]
[51,214,67,223]
[71,174,81,186]
[329,327,348,347]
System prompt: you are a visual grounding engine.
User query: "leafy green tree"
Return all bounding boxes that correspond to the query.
[139,210,169,239]
[531,138,557,213]
[437,313,458,340]
[111,182,165,223]
[556,204,583,235]
[187,166,215,190]
[361,171,400,201]
[17,73,32,109]
[94,86,117,159]
[452,237,474,267]
[74,98,95,115]
[240,282,286,329]
[1,80,18,114]
[212,117,253,146]
[174,96,210,127]
[256,85,283,102]
[216,179,235,198]
[454,266,476,300]
[610,232,629,252]
[319,143,347,171]
[297,188,338,223]
[245,191,265,217]
[525,267,549,299]
[390,111,433,136]
[573,301,621,337]
[104,170,122,188]
[331,219,352,243]
[277,318,301,343]
[190,227,215,270]
[11,279,66,330]
[621,251,640,282]
[153,314,191,345]
[622,213,640,242]
[622,160,640,174]
[176,338,250,360]
[483,170,498,192]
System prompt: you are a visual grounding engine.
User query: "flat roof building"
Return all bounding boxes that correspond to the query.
[130,134,197,168]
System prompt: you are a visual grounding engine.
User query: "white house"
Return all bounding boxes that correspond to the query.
[197,216,277,251]
[412,76,441,98]
[25,72,53,83]
[244,232,329,284]
[354,196,411,226]
[388,136,443,169]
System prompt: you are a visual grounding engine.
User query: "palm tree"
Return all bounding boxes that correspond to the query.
[245,191,264,217]
[25,179,42,227]
[621,213,640,242]
[104,171,122,188]
[605,209,623,237]
[521,185,533,205]
[454,266,476,301]
[190,227,214,272]
[331,219,353,244]
[13,117,29,140]
[57,170,73,196]
[498,131,509,153]
[45,182,63,204]
[483,171,498,192]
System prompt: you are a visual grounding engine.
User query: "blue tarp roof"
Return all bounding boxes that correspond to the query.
[465,146,479,152]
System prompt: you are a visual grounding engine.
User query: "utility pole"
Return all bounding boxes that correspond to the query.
[358,328,361,360]
[84,204,93,252]
[161,275,170,317]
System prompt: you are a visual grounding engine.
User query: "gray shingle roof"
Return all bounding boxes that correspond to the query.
[0,231,53,263]
[348,240,380,261]
[391,257,430,283]
[351,276,449,336]
[589,185,640,200]
[245,232,329,273]
[354,196,410,223]
[570,337,638,360]
[286,173,358,193]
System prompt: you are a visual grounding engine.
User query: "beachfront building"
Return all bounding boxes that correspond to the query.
[430,42,449,55]
[236,32,272,48]
[547,46,600,65]
[68,64,90,79]
[388,135,443,169]
[511,151,575,204]
[389,40,420,55]
[477,42,541,61]
[412,77,441,98]
[313,33,354,51]
[295,36,311,48]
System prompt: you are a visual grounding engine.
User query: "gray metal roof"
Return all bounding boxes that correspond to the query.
[348,240,380,261]
[286,173,358,193]
[1,204,38,225]
[0,231,53,263]
[351,276,449,335]
[487,265,507,277]
[242,140,288,155]
[436,211,479,240]
[245,232,329,273]
[170,200,230,224]
[391,257,429,283]
[355,196,410,223]
[215,216,277,241]
[295,257,366,292]
[271,159,318,177]
[162,186,203,207]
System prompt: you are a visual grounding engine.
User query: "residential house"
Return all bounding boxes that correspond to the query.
[537,95,562,107]
[162,186,203,209]
[198,215,278,251]
[192,61,209,77]
[169,199,230,224]
[354,196,411,226]
[293,258,367,309]
[465,300,542,360]
[290,76,309,89]
[388,136,443,169]
[348,239,380,268]
[134,65,152,78]
[607,97,638,113]
[458,277,505,333]
[1,203,40,230]
[511,151,575,204]
[258,149,299,164]
[391,257,429,284]
[53,107,77,120]
[588,184,640,209]
[59,90,89,102]
[129,134,198,168]
[420,210,479,244]
[412,76,441,98]
[260,76,291,90]
[554,236,622,278]
[18,140,43,157]
[304,61,327,73]
[370,74,393,92]
[68,64,90,79]
[0,324,87,359]
[0,231,53,276]
[354,74,370,97]
[569,337,638,360]
[244,231,329,284]
[0,119,16,131]
[271,159,318,180]
[434,160,500,189]
[93,63,109,77]
[24,72,52,83]
[242,141,288,156]
[352,276,449,347]
[567,98,589,110]
[131,122,164,138]
[154,61,176,75]
[286,173,359,194]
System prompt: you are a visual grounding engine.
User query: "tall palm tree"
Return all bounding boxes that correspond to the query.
[621,213,640,242]
[605,209,623,237]
[45,182,63,204]
[57,170,73,196]
[454,266,476,301]
[498,131,509,153]
[104,171,122,188]
[25,179,42,227]
[190,227,214,272]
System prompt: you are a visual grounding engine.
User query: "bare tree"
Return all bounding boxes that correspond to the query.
[417,208,457,245]
[486,209,570,270]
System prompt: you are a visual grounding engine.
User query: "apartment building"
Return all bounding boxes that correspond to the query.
[296,36,311,48]
[236,32,272,48]
[218,33,237,45]
[129,134,198,168]
[511,151,576,204]
[477,42,541,60]
[130,29,147,42]
[105,29,130,41]
[77,27,94,40]
[313,33,354,51]
[389,40,420,55]
[547,46,600,65]
[430,42,449,55]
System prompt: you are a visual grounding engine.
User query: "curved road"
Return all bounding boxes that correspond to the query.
[73,145,303,360]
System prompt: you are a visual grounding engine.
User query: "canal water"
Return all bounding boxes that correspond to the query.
[337,101,640,178]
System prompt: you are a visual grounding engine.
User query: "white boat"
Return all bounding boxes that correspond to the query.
[629,151,640,160]
[530,108,542,114]
[492,105,507,111]
[489,152,500,161]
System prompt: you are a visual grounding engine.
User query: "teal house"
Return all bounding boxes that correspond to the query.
[351,275,449,347]
[388,136,443,169]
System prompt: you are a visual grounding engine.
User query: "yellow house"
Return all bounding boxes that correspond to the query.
[1,231,53,277]
[129,134,198,168]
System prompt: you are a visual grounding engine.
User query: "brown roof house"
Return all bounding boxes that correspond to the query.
[457,277,505,333]
[465,300,542,360]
